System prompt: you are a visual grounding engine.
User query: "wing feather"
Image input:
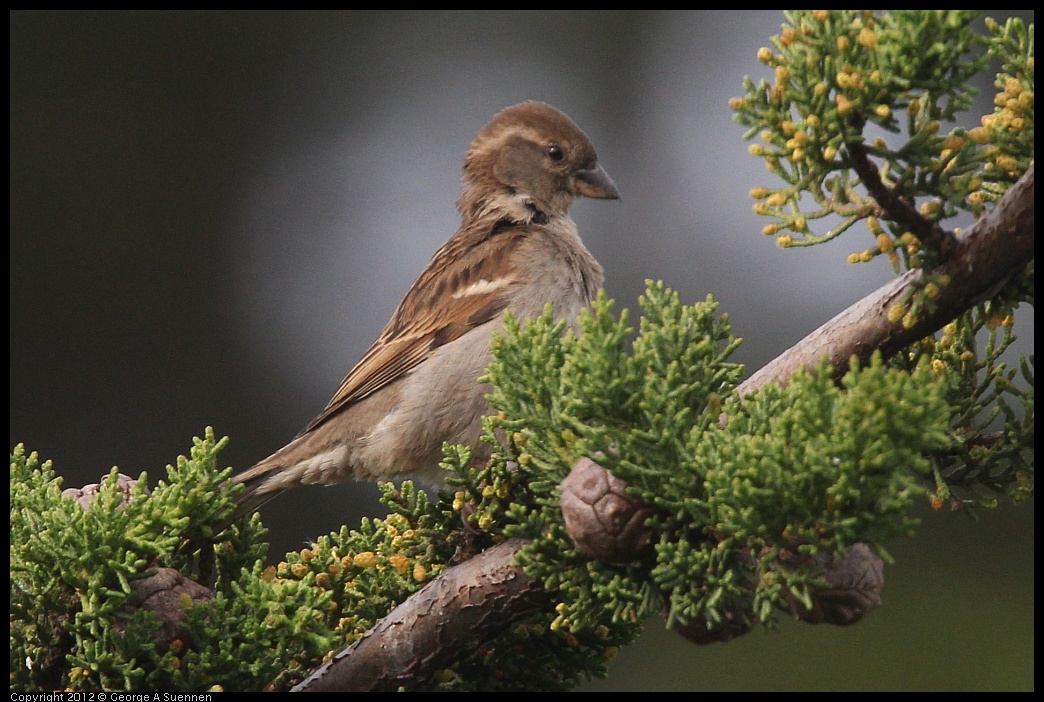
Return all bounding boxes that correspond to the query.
[302,223,525,434]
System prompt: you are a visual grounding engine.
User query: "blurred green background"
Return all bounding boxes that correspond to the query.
[10,11,1033,691]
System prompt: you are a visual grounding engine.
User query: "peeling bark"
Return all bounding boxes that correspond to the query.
[293,538,549,692]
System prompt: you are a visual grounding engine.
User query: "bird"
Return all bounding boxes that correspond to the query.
[232,101,619,519]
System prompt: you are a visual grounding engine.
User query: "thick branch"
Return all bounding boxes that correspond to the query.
[738,164,1033,397]
[292,538,548,692]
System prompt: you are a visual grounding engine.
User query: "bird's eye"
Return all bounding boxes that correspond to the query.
[547,144,565,162]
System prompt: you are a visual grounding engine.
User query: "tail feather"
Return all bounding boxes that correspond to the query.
[230,464,285,523]
[230,438,350,522]
[181,437,342,554]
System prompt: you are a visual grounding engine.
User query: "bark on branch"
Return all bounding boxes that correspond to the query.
[738,164,1034,396]
[292,538,548,692]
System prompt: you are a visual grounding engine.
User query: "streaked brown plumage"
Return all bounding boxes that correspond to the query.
[233,101,618,518]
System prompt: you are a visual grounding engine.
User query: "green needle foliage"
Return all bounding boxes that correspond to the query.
[463,283,954,642]
[10,432,336,692]
[895,306,1034,509]
[731,10,1033,329]
[731,9,1033,504]
[733,11,1033,259]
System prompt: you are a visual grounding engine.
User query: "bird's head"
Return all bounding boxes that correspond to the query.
[459,101,619,222]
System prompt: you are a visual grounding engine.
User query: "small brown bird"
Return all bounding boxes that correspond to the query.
[233,101,618,517]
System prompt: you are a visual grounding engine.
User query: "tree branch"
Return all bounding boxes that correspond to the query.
[847,133,957,261]
[292,538,548,692]
[738,164,1033,397]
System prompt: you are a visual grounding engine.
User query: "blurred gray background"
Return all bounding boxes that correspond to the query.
[10,11,1033,691]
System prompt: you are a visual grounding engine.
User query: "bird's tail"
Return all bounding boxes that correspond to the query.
[178,456,289,555]
[229,461,286,523]
[179,438,329,554]
[229,433,349,523]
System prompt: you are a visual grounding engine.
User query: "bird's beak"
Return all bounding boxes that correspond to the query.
[573,162,620,200]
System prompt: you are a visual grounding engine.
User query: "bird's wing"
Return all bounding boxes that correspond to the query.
[302,223,525,434]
